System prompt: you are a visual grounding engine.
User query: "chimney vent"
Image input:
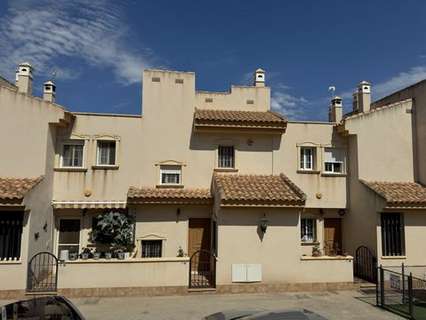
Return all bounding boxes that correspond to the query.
[355,80,371,113]
[43,80,56,103]
[15,62,33,95]
[329,96,343,123]
[253,68,265,87]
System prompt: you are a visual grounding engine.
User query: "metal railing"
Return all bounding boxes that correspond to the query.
[377,264,426,319]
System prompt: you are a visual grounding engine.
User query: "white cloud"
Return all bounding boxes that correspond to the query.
[270,84,309,119]
[0,0,150,84]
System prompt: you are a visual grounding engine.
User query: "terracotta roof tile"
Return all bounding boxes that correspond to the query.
[0,177,43,200]
[194,109,287,130]
[361,180,426,208]
[213,173,305,207]
[127,187,212,204]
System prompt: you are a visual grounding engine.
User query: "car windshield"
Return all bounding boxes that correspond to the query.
[1,296,83,320]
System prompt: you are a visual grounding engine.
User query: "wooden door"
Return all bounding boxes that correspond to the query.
[188,218,211,258]
[324,218,342,255]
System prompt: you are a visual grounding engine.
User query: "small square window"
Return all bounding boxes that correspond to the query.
[300,147,315,171]
[61,141,84,168]
[160,165,181,185]
[97,140,116,166]
[323,148,345,174]
[142,240,162,258]
[218,146,235,168]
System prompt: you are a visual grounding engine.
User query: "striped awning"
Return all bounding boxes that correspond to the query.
[52,200,127,209]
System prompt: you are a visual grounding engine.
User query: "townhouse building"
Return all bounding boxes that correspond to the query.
[0,63,425,297]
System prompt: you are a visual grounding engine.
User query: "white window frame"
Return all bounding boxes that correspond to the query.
[56,217,82,257]
[300,147,315,171]
[160,165,182,185]
[218,145,235,168]
[96,140,117,166]
[60,140,85,168]
[323,147,345,174]
[301,218,317,243]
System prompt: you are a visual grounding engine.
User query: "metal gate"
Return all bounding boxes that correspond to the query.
[27,252,58,293]
[354,245,377,283]
[189,250,216,289]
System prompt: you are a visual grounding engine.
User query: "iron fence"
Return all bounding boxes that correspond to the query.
[377,265,426,319]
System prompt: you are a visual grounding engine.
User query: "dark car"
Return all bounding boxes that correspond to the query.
[1,295,85,320]
[204,309,327,320]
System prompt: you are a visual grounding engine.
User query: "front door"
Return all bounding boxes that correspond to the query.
[188,218,211,257]
[188,218,214,288]
[324,218,342,255]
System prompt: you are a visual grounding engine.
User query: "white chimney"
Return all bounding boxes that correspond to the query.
[15,62,33,95]
[356,81,371,113]
[253,68,265,87]
[43,80,56,103]
[329,96,343,123]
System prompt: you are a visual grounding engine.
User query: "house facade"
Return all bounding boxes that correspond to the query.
[0,63,425,297]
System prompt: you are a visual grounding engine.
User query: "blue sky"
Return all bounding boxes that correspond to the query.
[1,0,426,120]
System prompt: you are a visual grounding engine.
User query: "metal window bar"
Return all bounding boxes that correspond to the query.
[142,240,162,258]
[218,146,234,168]
[0,213,23,261]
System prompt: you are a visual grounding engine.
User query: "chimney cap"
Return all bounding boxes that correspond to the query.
[19,62,32,67]
[44,80,55,86]
[255,68,265,73]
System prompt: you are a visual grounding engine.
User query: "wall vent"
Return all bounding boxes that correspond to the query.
[175,79,184,84]
[205,98,213,103]
[246,99,254,105]
[152,77,161,82]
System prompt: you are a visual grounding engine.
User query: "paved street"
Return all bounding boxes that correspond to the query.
[64,290,401,320]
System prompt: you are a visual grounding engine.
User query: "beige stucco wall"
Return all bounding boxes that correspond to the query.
[378,210,426,268]
[373,81,426,185]
[275,122,347,209]
[0,85,67,290]
[58,258,189,288]
[343,99,416,259]
[196,86,270,112]
[216,207,352,284]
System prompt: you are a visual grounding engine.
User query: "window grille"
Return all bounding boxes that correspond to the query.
[142,240,162,258]
[218,146,235,168]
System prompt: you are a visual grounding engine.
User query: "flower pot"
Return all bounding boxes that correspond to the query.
[104,252,112,259]
[124,252,130,259]
[69,253,78,261]
[117,252,125,260]
[81,253,90,260]
[93,252,101,260]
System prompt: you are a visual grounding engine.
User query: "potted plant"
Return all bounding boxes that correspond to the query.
[312,245,322,257]
[104,251,112,259]
[93,250,101,260]
[177,246,185,257]
[69,252,78,261]
[115,248,125,260]
[91,211,135,259]
[80,247,92,260]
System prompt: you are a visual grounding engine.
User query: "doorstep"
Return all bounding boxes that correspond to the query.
[187,288,217,294]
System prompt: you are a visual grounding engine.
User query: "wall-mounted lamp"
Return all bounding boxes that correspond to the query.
[259,214,268,234]
[34,232,40,240]
[43,221,48,232]
[338,209,346,217]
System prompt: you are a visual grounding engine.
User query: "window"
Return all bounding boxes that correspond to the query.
[0,212,24,261]
[381,213,405,256]
[61,141,84,168]
[160,165,181,185]
[57,219,80,256]
[142,240,162,258]
[324,148,345,174]
[301,218,316,242]
[97,140,116,166]
[300,147,315,171]
[218,146,235,168]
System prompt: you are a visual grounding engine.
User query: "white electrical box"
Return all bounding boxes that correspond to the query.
[232,264,262,282]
